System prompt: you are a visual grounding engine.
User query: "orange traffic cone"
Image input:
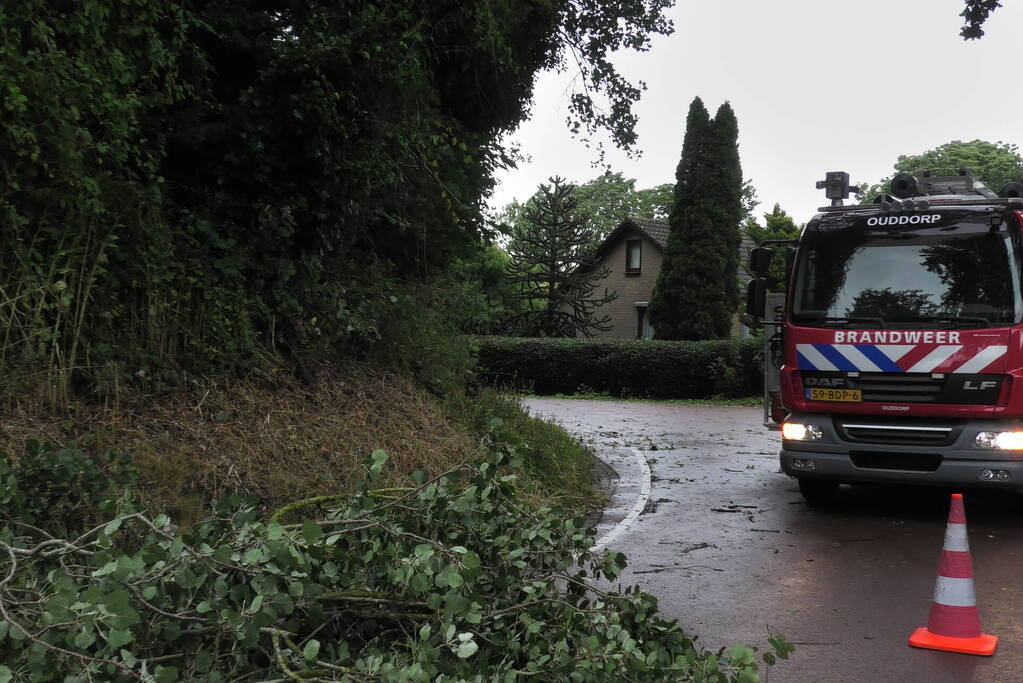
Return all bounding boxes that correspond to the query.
[908,493,998,656]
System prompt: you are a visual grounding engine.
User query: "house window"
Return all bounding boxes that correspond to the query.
[626,240,642,274]
[635,303,655,339]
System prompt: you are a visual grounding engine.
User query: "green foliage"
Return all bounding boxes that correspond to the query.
[505,178,618,337]
[1,0,675,398]
[447,245,532,335]
[368,285,476,397]
[635,184,676,222]
[0,0,206,398]
[0,441,789,681]
[551,0,676,160]
[961,1,1002,39]
[858,140,1023,202]
[498,173,674,246]
[447,388,598,509]
[475,337,763,399]
[0,440,135,538]
[572,174,672,241]
[650,99,745,340]
[743,205,802,292]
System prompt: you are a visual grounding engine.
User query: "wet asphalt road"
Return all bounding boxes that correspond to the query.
[523,398,1023,683]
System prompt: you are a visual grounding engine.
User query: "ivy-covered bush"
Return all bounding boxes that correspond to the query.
[0,0,675,399]
[0,439,790,681]
[473,337,762,398]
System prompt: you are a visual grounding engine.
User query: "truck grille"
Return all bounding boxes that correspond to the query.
[848,373,942,403]
[801,371,1004,405]
[835,418,963,446]
[850,451,942,472]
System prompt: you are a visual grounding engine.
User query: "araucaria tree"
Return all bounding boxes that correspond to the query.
[649,98,744,340]
[505,178,617,337]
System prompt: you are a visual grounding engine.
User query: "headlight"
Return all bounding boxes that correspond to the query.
[782,423,824,441]
[976,431,1023,450]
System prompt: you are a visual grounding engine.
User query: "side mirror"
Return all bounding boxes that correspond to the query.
[748,247,773,277]
[745,278,767,319]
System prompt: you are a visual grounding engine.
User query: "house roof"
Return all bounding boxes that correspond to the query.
[594,216,669,259]
[626,217,669,247]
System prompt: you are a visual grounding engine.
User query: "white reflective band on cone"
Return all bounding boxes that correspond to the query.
[943,523,969,552]
[933,576,977,607]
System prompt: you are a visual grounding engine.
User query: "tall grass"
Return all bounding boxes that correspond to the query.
[447,388,601,511]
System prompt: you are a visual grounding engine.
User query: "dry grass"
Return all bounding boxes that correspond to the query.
[0,363,477,526]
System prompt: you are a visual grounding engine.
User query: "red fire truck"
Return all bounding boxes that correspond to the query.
[747,170,1023,503]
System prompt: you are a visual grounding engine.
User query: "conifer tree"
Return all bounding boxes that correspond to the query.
[705,102,744,329]
[647,98,709,338]
[505,177,617,337]
[649,99,744,340]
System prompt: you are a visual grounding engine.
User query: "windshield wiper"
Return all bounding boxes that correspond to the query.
[797,316,886,329]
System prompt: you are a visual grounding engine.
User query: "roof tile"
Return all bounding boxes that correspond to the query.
[625,217,669,248]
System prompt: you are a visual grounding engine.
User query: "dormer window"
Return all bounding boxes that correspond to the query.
[626,239,641,274]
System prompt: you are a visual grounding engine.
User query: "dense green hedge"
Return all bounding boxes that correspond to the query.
[473,337,762,399]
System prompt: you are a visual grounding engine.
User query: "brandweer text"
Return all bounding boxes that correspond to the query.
[833,331,961,344]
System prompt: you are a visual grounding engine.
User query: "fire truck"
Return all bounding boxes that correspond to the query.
[746,170,1023,504]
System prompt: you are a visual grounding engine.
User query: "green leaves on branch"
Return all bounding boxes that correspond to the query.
[858,139,1023,203]
[2,0,677,392]
[0,440,790,681]
[960,0,1002,39]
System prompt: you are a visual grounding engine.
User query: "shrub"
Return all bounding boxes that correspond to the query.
[447,389,599,511]
[0,440,791,681]
[473,337,763,398]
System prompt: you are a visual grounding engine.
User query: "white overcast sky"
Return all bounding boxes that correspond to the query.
[489,0,1023,224]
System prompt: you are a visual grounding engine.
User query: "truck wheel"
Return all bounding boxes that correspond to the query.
[798,478,839,506]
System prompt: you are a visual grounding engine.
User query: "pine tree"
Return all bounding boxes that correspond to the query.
[504,177,618,337]
[649,98,744,340]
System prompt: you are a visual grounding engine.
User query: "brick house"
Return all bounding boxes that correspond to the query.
[580,217,753,339]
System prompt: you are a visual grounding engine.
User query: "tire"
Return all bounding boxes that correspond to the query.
[798,478,839,506]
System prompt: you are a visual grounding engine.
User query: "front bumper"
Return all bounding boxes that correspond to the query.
[780,412,1023,491]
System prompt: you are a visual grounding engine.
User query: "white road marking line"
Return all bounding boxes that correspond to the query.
[591,447,651,554]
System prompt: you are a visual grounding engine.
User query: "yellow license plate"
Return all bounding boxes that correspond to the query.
[807,388,862,402]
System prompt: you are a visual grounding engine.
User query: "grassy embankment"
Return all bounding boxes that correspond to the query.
[0,363,600,526]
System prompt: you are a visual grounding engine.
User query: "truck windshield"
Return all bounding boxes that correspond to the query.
[791,221,1022,327]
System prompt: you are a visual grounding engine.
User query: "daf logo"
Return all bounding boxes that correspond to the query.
[805,377,846,387]
[963,380,998,391]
